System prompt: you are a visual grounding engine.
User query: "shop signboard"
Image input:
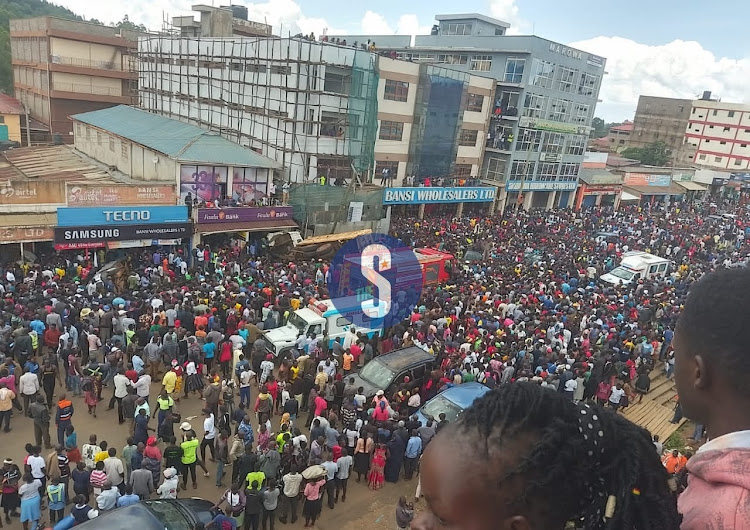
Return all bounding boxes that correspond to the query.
[54,223,192,244]
[623,173,672,187]
[382,187,496,205]
[57,206,188,227]
[66,185,176,206]
[197,206,293,224]
[506,181,577,191]
[0,180,66,205]
[0,226,55,243]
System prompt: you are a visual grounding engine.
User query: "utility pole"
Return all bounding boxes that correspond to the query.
[22,103,31,147]
[516,129,533,211]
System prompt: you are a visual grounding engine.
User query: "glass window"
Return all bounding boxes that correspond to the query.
[510,161,536,181]
[531,59,555,89]
[559,162,580,181]
[145,500,192,530]
[548,98,570,122]
[573,103,590,124]
[553,66,577,92]
[538,162,559,181]
[375,160,399,178]
[729,111,736,118]
[578,73,599,97]
[485,157,507,181]
[121,142,129,161]
[523,93,547,119]
[698,154,707,160]
[459,129,479,146]
[384,79,409,102]
[715,156,722,162]
[515,128,543,151]
[321,111,347,137]
[542,132,565,154]
[233,167,269,202]
[379,120,404,141]
[467,93,484,112]
[444,23,472,35]
[504,57,525,83]
[566,135,586,155]
[436,54,468,65]
[734,159,742,166]
[470,55,492,72]
[454,164,472,177]
[359,360,395,389]
[324,68,350,94]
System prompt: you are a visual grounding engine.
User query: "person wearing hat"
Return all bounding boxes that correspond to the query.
[157,467,178,499]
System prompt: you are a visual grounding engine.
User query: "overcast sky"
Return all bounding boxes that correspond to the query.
[54,0,750,122]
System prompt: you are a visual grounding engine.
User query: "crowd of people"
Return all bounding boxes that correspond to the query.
[0,199,748,530]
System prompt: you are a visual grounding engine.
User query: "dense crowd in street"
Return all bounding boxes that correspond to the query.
[0,199,748,530]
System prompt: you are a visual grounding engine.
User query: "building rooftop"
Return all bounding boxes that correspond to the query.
[435,13,510,28]
[71,106,281,169]
[0,94,24,115]
[0,145,127,183]
[610,121,633,133]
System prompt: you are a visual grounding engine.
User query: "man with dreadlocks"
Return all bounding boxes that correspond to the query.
[673,267,750,529]
[411,383,680,530]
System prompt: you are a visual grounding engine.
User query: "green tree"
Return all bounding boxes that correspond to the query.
[591,117,607,138]
[114,14,147,33]
[620,142,670,166]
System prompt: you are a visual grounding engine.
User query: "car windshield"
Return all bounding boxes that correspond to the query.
[608,267,634,281]
[359,360,395,389]
[421,394,463,423]
[145,500,191,530]
[288,313,308,334]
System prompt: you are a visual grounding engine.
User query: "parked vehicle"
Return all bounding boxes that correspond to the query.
[600,251,670,287]
[67,498,217,530]
[415,382,491,426]
[349,346,435,401]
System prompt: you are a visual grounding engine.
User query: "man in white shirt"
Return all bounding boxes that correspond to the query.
[103,448,125,492]
[27,447,46,484]
[238,366,256,408]
[335,448,353,502]
[608,382,626,413]
[18,369,40,417]
[109,369,132,424]
[133,374,151,406]
[201,408,217,462]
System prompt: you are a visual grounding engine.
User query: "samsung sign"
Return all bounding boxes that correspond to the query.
[549,43,583,60]
[383,187,496,205]
[57,206,188,227]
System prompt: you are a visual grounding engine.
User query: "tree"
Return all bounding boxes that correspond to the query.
[620,142,670,166]
[591,117,607,138]
[114,14,147,33]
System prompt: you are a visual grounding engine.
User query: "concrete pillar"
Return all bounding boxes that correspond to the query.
[456,202,464,217]
[523,191,533,210]
[418,203,426,219]
[546,191,556,210]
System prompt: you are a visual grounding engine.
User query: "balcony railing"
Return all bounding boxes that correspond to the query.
[52,82,122,96]
[51,55,125,71]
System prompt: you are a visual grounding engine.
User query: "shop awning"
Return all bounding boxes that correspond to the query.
[675,181,708,192]
[197,219,298,235]
[623,183,686,196]
[620,191,640,201]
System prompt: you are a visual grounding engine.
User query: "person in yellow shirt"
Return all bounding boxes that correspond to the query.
[95,442,109,464]
[162,367,177,396]
[342,350,354,375]
[289,362,300,381]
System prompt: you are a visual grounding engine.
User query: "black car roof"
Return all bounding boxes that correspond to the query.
[375,346,433,372]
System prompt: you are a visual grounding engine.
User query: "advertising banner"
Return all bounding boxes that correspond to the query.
[55,223,192,244]
[57,206,189,227]
[505,181,577,191]
[0,180,66,205]
[0,226,55,243]
[623,173,672,187]
[197,206,293,224]
[382,187,496,205]
[66,184,176,206]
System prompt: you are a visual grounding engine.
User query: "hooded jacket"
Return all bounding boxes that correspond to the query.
[679,447,750,529]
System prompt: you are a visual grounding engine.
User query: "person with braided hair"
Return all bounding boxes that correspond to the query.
[412,383,680,530]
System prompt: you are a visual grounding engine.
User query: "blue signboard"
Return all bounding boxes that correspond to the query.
[57,205,188,227]
[382,187,496,205]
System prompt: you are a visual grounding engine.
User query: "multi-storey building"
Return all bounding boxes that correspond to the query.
[10,17,139,143]
[348,13,606,209]
[684,95,750,171]
[628,95,693,163]
[171,5,272,38]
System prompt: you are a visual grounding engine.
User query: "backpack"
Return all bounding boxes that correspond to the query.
[81,377,93,392]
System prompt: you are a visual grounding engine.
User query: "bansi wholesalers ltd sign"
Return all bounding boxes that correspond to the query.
[382,187,496,205]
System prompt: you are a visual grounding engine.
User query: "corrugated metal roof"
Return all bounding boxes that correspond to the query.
[579,168,623,186]
[71,105,281,169]
[0,94,24,115]
[675,181,707,191]
[623,184,685,196]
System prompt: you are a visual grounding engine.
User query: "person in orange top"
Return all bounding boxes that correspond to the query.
[662,449,687,475]
[342,350,353,375]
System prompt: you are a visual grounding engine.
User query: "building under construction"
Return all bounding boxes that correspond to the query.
[137,35,379,185]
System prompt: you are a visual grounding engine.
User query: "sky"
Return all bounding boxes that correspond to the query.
[53,0,750,121]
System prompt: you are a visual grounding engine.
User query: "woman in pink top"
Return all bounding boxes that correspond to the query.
[302,477,325,527]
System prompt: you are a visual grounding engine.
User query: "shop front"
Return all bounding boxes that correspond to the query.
[382,186,498,218]
[194,206,298,249]
[54,205,191,252]
[575,169,623,210]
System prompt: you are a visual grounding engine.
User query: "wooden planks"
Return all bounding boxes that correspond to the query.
[624,400,685,441]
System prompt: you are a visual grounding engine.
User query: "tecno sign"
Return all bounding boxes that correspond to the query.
[104,210,151,222]
[549,43,583,60]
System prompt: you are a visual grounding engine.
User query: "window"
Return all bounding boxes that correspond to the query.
[485,157,507,181]
[306,109,316,135]
[542,132,565,155]
[375,160,399,178]
[121,142,129,161]
[559,162,580,181]
[470,55,492,72]
[715,156,722,162]
[245,62,267,73]
[548,98,570,122]
[510,161,536,180]
[724,127,731,132]
[573,103,590,124]
[515,129,542,151]
[729,111,736,117]
[86,126,91,140]
[538,162,559,181]
[495,28,504,35]
[619,139,625,145]
[692,108,696,114]
[523,93,547,119]
[709,125,714,129]
[444,23,472,35]
[270,64,291,75]
[109,137,115,152]
[553,66,577,92]
[467,93,484,112]
[97,131,102,146]
[384,79,409,102]
[459,129,479,146]
[454,164,472,177]
[379,120,404,141]
[565,136,586,155]
[746,129,750,133]
[436,54,468,65]
[75,123,81,136]
[735,159,742,166]
[324,68,350,94]
[578,72,599,96]
[678,105,684,113]
[504,57,525,83]
[698,154,707,160]
[321,111,347,137]
[720,141,727,145]
[713,110,718,116]
[742,144,748,148]
[531,59,554,89]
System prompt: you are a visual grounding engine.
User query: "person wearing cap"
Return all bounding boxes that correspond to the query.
[157,467,178,499]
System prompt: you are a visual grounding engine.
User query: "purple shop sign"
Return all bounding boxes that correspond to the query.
[197,206,293,224]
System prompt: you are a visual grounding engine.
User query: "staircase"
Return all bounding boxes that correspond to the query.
[623,363,685,441]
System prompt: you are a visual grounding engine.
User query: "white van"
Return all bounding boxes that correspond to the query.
[262,297,383,359]
[600,251,670,287]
